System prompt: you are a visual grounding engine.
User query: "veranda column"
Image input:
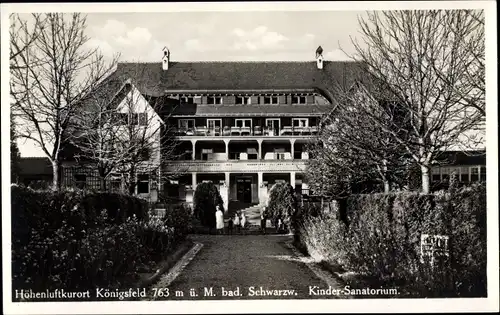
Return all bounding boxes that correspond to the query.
[186,172,197,210]
[224,139,230,160]
[258,172,267,205]
[191,140,197,160]
[192,172,197,192]
[221,172,230,213]
[290,139,296,160]
[290,171,296,188]
[258,139,263,160]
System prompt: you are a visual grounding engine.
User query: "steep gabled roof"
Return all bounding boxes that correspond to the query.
[86,60,369,117]
[111,61,366,101]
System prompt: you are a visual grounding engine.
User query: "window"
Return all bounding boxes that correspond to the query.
[450,167,461,182]
[460,166,469,182]
[181,96,194,104]
[115,113,129,125]
[441,167,450,181]
[109,174,122,192]
[74,174,86,189]
[235,96,251,105]
[137,174,149,194]
[138,147,150,161]
[292,95,307,104]
[480,166,486,181]
[207,95,223,105]
[470,166,480,181]
[266,118,281,135]
[263,95,279,104]
[235,119,252,128]
[138,113,148,126]
[431,167,441,182]
[178,119,195,129]
[293,118,309,127]
[128,113,139,125]
[207,119,222,129]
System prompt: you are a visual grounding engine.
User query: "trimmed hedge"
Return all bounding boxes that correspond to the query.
[162,203,193,243]
[297,183,486,297]
[193,182,223,229]
[11,185,187,295]
[267,182,298,232]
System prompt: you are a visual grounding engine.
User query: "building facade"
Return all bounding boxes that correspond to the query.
[59,46,486,211]
[158,47,340,210]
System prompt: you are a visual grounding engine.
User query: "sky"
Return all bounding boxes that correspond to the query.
[17,10,368,157]
[83,11,367,62]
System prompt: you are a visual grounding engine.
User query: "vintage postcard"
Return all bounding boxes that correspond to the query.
[1,1,498,314]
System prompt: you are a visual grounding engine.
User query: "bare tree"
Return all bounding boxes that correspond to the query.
[306,83,409,197]
[345,10,485,193]
[10,13,118,191]
[72,65,183,198]
[11,111,22,184]
[434,10,485,117]
[9,14,45,64]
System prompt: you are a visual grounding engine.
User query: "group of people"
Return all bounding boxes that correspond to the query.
[227,210,247,235]
[215,205,247,235]
[214,205,288,235]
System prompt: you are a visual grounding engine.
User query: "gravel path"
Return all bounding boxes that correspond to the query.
[153,234,344,300]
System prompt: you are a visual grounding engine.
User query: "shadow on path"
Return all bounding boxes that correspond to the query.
[158,234,343,300]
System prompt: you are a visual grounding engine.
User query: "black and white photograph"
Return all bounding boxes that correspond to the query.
[1,1,498,314]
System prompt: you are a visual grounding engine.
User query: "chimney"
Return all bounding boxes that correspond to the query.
[316,45,324,70]
[162,46,170,70]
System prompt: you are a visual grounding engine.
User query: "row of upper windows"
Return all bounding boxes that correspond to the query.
[114,112,148,126]
[178,94,314,105]
[431,165,486,182]
[74,173,150,193]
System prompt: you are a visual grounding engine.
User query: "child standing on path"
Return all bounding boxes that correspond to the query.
[234,212,240,234]
[260,207,267,234]
[240,212,247,235]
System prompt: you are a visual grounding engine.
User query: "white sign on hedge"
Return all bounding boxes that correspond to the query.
[420,234,450,266]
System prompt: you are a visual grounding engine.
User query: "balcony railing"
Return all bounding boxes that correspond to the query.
[163,159,307,173]
[173,126,319,137]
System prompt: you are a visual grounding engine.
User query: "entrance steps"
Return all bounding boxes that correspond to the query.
[239,203,276,230]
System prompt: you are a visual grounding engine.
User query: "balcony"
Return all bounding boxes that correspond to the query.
[172,125,319,139]
[163,159,307,173]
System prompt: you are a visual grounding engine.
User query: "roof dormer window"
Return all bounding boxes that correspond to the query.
[235,95,251,105]
[207,95,223,105]
[292,95,307,104]
[181,96,194,104]
[264,95,279,105]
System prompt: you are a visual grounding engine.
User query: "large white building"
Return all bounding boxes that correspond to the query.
[61,46,362,210]
[58,46,485,212]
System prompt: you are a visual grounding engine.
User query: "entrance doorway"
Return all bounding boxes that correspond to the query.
[236,177,252,203]
[265,118,280,136]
